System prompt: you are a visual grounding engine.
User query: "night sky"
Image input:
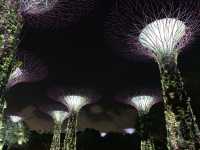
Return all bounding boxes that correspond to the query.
[5,0,200,138]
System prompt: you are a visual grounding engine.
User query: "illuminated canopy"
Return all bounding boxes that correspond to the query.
[139,18,186,57]
[20,0,57,14]
[131,96,156,114]
[63,95,88,112]
[49,110,69,123]
[7,67,23,82]
[10,115,22,123]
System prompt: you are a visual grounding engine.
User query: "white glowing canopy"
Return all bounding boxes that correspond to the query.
[131,96,156,114]
[63,95,88,112]
[10,115,22,123]
[139,18,186,57]
[49,110,69,123]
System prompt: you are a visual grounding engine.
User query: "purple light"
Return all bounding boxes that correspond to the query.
[123,128,135,134]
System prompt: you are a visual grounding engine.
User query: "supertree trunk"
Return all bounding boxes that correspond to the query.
[139,114,155,150]
[0,1,23,149]
[50,123,62,150]
[141,139,155,150]
[62,112,78,150]
[157,54,200,149]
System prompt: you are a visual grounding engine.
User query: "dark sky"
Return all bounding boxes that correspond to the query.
[5,0,200,135]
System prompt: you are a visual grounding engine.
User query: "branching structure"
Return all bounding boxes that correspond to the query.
[5,115,28,149]
[19,0,58,15]
[107,0,200,149]
[48,110,69,150]
[6,52,48,89]
[48,87,98,150]
[131,96,158,150]
[21,0,97,29]
[138,18,199,149]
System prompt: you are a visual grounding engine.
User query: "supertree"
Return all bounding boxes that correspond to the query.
[131,96,158,150]
[40,102,69,150]
[20,0,98,29]
[5,115,29,149]
[0,0,53,146]
[107,0,200,149]
[48,87,98,150]
[115,89,161,150]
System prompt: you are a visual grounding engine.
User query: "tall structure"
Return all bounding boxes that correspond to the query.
[107,0,200,149]
[48,110,69,150]
[139,17,199,150]
[5,115,28,149]
[61,95,88,150]
[0,1,54,147]
[0,1,23,148]
[131,96,158,150]
[48,87,98,150]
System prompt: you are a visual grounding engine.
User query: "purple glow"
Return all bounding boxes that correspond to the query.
[123,128,135,134]
[19,0,58,15]
[47,87,99,113]
[6,52,48,89]
[106,0,200,60]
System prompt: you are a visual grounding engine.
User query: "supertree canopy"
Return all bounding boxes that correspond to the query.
[138,18,186,60]
[131,95,159,150]
[131,96,157,116]
[5,115,29,148]
[107,0,200,149]
[62,96,88,113]
[48,87,98,150]
[6,51,48,89]
[48,110,69,150]
[19,0,58,15]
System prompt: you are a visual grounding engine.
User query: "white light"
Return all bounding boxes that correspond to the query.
[18,139,23,145]
[100,132,107,137]
[123,128,135,134]
[49,111,69,123]
[6,68,24,89]
[10,115,22,123]
[8,68,23,81]
[131,96,156,114]
[139,18,186,57]
[64,95,88,112]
